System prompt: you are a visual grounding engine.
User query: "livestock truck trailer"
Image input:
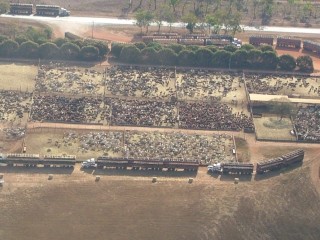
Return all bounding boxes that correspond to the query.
[9,3,70,17]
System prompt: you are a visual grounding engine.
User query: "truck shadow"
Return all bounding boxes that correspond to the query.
[254,162,303,181]
[219,174,253,182]
[0,166,74,175]
[85,168,198,178]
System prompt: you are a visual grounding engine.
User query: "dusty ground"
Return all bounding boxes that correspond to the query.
[0,63,37,91]
[0,158,319,240]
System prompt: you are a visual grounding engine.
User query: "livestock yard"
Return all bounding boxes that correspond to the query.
[0,61,320,240]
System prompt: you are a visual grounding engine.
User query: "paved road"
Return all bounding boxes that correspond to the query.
[2,14,320,35]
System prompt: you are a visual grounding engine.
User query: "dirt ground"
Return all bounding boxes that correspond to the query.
[0,158,319,240]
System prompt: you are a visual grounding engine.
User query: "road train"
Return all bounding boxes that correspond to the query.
[208,149,304,175]
[0,149,304,174]
[0,153,76,167]
[9,3,70,17]
[81,157,199,172]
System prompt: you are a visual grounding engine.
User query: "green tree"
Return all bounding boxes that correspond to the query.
[259,45,274,52]
[261,0,274,25]
[0,40,19,57]
[54,38,69,47]
[15,35,29,45]
[230,50,249,69]
[205,45,217,53]
[167,43,185,54]
[0,34,8,43]
[169,0,181,13]
[140,47,158,64]
[178,50,196,66]
[38,42,59,59]
[60,42,81,60]
[84,39,109,57]
[182,13,198,33]
[241,44,255,51]
[120,45,141,63]
[296,55,313,73]
[278,54,296,71]
[270,100,294,121]
[111,43,125,58]
[261,51,278,70]
[247,49,263,69]
[157,48,177,65]
[212,50,232,68]
[134,10,154,34]
[71,39,85,49]
[134,42,147,50]
[80,46,100,61]
[186,45,200,52]
[195,48,214,67]
[147,42,163,51]
[0,1,9,14]
[224,45,238,53]
[18,41,39,58]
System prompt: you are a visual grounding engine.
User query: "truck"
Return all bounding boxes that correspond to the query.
[9,3,70,17]
[207,163,222,173]
[36,5,70,17]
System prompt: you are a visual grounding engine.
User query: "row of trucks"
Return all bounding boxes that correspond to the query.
[9,3,70,17]
[207,149,304,175]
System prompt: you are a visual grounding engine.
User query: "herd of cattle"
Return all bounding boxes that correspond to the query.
[0,149,304,176]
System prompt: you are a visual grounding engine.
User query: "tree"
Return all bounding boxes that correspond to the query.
[278,54,296,71]
[270,99,294,121]
[247,49,263,69]
[186,45,200,52]
[134,42,147,50]
[261,51,278,70]
[167,43,185,54]
[54,38,69,47]
[84,39,109,58]
[178,50,196,66]
[259,45,274,52]
[0,40,19,57]
[80,46,100,61]
[261,0,274,25]
[60,42,81,60]
[195,48,214,67]
[147,42,163,51]
[224,11,243,36]
[120,45,141,63]
[18,41,39,58]
[71,39,85,49]
[182,13,198,33]
[141,47,158,64]
[134,10,154,33]
[230,50,249,69]
[169,0,181,13]
[157,48,177,66]
[38,42,59,59]
[224,45,238,53]
[241,44,255,51]
[15,35,29,45]
[296,55,313,73]
[205,45,217,53]
[0,34,8,43]
[0,1,9,14]
[154,3,170,33]
[212,50,232,68]
[111,43,125,58]
[163,8,175,32]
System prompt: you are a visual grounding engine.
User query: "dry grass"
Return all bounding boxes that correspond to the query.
[254,116,296,141]
[0,63,37,92]
[0,163,319,240]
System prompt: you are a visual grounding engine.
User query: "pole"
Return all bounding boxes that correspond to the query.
[92,21,94,38]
